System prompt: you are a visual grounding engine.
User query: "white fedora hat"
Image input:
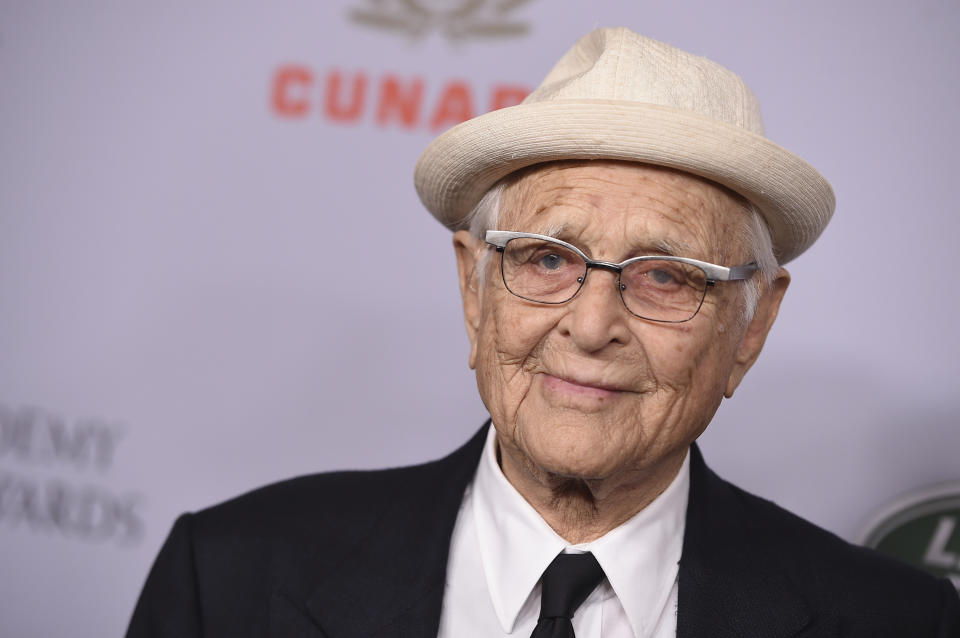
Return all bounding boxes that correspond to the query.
[414,27,835,264]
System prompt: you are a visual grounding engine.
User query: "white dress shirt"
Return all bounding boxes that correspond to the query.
[437,426,690,638]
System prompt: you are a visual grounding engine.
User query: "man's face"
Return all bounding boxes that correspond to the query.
[454,161,788,489]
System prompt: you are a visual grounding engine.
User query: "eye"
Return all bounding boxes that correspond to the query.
[622,259,692,291]
[649,268,677,285]
[538,253,566,270]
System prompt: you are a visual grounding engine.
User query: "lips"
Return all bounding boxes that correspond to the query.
[540,372,624,400]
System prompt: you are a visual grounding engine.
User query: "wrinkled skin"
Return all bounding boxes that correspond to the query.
[454,161,790,542]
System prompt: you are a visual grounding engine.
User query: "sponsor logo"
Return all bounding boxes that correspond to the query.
[270,65,529,130]
[348,0,538,42]
[860,482,960,591]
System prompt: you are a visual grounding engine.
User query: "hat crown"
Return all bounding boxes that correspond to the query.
[525,28,765,134]
[414,27,835,264]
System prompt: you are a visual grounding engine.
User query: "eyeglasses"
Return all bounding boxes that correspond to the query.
[485,231,757,323]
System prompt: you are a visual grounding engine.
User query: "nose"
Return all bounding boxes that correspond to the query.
[556,267,632,353]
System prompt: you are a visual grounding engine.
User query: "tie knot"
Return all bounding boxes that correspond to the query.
[538,552,605,620]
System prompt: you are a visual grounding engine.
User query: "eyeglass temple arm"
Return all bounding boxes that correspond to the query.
[725,264,758,281]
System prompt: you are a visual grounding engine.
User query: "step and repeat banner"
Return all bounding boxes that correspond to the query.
[2,2,958,636]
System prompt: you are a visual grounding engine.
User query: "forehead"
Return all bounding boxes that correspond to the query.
[500,161,748,261]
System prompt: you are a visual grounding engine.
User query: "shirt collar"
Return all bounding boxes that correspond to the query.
[472,425,689,637]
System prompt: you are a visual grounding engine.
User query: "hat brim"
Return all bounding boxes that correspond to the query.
[414,100,835,264]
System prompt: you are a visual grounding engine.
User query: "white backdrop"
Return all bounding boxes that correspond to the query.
[1,2,958,636]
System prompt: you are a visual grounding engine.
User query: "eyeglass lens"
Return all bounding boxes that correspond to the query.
[500,236,708,322]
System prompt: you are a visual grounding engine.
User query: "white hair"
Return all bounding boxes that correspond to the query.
[464,176,778,324]
[465,181,507,286]
[735,200,778,323]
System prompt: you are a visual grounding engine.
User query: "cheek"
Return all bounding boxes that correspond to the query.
[643,324,697,376]
[644,323,731,394]
[473,294,557,415]
[478,292,554,363]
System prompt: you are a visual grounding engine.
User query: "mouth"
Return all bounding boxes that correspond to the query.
[540,373,625,400]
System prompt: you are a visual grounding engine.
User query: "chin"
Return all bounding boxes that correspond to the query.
[519,422,625,481]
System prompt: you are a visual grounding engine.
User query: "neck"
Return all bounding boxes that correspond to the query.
[497,439,687,545]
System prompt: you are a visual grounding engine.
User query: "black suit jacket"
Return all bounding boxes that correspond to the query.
[127,425,960,637]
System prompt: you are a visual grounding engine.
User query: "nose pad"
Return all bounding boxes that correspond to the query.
[582,264,626,291]
[576,266,627,309]
[575,273,619,288]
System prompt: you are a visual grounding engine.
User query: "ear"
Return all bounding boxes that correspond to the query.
[724,268,790,398]
[453,230,483,370]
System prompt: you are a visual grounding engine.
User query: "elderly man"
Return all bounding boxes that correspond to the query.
[127,28,959,638]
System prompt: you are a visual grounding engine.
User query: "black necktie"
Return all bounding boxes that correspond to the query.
[530,552,605,638]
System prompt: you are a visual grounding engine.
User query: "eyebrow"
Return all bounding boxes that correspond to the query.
[532,223,568,239]
[648,237,693,257]
[528,223,694,258]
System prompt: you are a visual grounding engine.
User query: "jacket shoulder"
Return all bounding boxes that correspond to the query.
[190,445,468,547]
[126,427,488,637]
[721,476,960,634]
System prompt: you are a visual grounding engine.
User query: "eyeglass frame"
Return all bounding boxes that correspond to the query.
[484,230,758,323]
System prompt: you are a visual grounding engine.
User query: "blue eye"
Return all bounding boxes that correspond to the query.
[623,261,689,290]
[650,268,675,284]
[539,253,565,270]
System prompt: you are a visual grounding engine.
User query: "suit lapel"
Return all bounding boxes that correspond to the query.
[271,428,828,637]
[677,445,830,638]
[296,425,489,638]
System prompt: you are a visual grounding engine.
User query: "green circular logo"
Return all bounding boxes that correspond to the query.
[860,482,960,590]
